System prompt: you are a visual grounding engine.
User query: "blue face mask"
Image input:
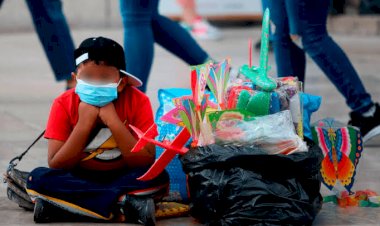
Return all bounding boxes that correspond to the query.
[75,78,122,107]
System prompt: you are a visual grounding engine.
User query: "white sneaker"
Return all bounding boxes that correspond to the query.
[182,19,222,41]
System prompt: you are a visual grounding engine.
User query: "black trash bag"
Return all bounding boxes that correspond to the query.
[180,143,323,226]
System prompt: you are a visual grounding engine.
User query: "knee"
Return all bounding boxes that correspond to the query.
[120,7,152,26]
[300,32,330,55]
[272,33,293,51]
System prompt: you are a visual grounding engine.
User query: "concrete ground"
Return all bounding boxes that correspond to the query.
[1,27,380,225]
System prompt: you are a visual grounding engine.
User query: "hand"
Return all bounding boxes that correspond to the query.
[99,103,119,127]
[78,102,99,128]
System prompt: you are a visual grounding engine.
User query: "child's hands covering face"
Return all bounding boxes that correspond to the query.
[99,103,119,127]
[78,102,99,128]
[78,102,120,128]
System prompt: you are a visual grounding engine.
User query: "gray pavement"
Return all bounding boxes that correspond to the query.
[1,27,380,225]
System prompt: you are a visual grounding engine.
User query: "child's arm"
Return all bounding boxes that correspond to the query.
[48,102,99,169]
[99,103,155,168]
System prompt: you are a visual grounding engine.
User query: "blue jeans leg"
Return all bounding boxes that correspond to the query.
[120,0,156,92]
[120,0,209,92]
[270,0,373,113]
[25,0,75,81]
[269,0,306,82]
[152,14,209,66]
[299,0,373,113]
[273,36,306,83]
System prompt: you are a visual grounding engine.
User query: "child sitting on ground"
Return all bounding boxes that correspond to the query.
[26,37,168,225]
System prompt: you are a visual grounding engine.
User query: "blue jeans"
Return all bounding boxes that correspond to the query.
[120,0,209,92]
[26,0,75,81]
[27,167,169,219]
[269,0,373,113]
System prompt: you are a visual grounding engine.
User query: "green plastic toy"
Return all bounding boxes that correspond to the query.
[240,8,277,92]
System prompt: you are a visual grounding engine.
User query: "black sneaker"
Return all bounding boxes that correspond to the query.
[33,198,100,223]
[34,198,55,223]
[7,168,29,189]
[121,196,156,226]
[7,187,34,211]
[349,103,380,143]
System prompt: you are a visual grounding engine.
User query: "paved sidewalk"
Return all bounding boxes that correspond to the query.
[1,27,380,225]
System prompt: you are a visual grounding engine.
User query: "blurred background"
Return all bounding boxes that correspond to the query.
[1,0,380,33]
[1,1,380,225]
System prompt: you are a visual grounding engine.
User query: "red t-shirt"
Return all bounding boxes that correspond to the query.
[45,86,154,142]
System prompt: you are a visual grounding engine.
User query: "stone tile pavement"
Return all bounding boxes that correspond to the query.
[1,27,380,225]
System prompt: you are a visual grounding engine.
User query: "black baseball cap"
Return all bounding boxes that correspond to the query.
[74,36,142,87]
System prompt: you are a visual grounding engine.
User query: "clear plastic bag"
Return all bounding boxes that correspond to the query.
[212,110,307,154]
[225,77,305,138]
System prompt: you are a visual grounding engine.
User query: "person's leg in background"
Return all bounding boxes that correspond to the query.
[176,0,222,40]
[177,0,198,25]
[297,0,380,141]
[331,0,346,14]
[25,0,76,89]
[299,0,372,112]
[120,0,210,92]
[151,1,209,66]
[268,0,306,83]
[119,0,156,92]
[262,0,269,11]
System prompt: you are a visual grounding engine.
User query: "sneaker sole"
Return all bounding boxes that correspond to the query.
[5,177,33,203]
[191,32,222,41]
[7,168,29,188]
[143,198,156,226]
[363,125,380,143]
[7,188,34,211]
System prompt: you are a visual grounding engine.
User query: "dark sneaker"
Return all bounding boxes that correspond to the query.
[7,168,29,189]
[34,198,54,223]
[7,187,34,211]
[122,196,156,226]
[33,198,100,223]
[349,103,380,143]
[4,168,34,210]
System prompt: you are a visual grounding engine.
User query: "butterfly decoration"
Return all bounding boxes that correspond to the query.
[312,118,363,194]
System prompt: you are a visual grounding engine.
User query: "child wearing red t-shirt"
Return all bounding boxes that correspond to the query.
[26,37,168,225]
